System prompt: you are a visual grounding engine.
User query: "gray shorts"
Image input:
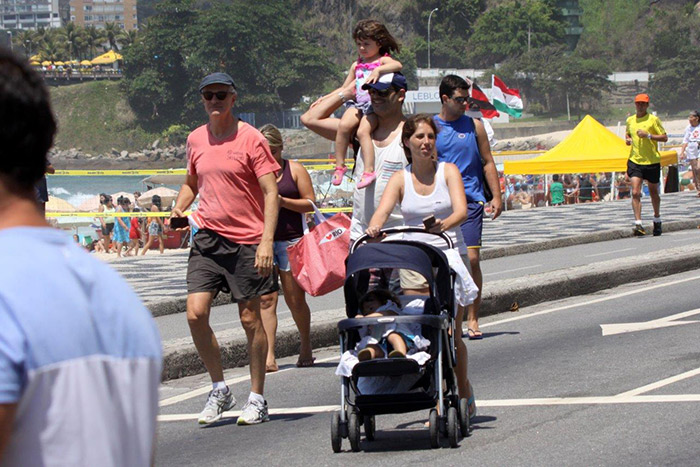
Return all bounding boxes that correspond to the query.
[344,100,373,115]
[187,229,278,301]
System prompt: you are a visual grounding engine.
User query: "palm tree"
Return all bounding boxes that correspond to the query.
[39,36,61,62]
[58,23,86,60]
[15,30,37,58]
[83,25,105,59]
[103,22,121,51]
[117,29,138,50]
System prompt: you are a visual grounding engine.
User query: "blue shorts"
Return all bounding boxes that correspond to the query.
[273,237,301,272]
[343,100,373,115]
[460,201,484,249]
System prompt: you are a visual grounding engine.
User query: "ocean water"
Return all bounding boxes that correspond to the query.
[47,175,179,207]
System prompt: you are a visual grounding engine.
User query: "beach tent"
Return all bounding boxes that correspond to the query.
[504,115,678,175]
[90,50,123,65]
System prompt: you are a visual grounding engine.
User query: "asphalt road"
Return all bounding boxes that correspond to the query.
[155,269,700,466]
[154,228,700,342]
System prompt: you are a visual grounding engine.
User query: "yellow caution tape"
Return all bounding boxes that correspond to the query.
[51,169,187,176]
[46,206,352,217]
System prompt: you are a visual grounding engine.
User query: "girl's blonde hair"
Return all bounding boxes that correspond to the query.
[353,19,400,55]
[259,123,283,149]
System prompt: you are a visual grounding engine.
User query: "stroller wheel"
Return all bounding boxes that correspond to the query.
[429,409,439,449]
[331,412,342,453]
[364,415,376,441]
[447,407,459,448]
[348,411,361,452]
[458,398,470,437]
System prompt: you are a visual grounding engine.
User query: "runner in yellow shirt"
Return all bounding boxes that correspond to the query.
[625,93,668,236]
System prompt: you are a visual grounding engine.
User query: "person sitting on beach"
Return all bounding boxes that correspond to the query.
[355,289,420,361]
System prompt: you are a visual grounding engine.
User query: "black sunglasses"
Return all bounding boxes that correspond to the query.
[452,96,469,104]
[368,88,393,98]
[202,91,233,101]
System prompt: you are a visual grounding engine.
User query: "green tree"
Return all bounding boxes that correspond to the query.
[555,55,612,118]
[122,0,337,128]
[650,46,700,114]
[467,0,566,67]
[117,29,139,50]
[83,26,105,58]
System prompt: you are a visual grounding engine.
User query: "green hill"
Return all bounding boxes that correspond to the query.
[49,81,159,154]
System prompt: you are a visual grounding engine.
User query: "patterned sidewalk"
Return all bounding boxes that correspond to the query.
[106,191,700,310]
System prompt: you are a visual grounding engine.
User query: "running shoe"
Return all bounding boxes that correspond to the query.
[632,224,646,236]
[198,388,236,425]
[653,221,662,236]
[331,166,347,186]
[236,399,269,425]
[356,171,377,189]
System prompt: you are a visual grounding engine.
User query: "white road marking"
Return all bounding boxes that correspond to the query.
[483,264,542,277]
[159,405,339,422]
[615,367,700,398]
[158,394,700,422]
[601,308,700,336]
[159,355,339,407]
[481,274,700,329]
[584,248,635,258]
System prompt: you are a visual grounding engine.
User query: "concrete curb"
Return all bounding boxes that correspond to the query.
[148,219,700,318]
[160,243,700,381]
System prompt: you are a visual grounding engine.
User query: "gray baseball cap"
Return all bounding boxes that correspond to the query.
[198,72,237,92]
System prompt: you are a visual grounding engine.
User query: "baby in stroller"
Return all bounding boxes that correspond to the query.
[355,289,429,361]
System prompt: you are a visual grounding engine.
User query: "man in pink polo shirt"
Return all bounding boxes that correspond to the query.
[171,72,280,426]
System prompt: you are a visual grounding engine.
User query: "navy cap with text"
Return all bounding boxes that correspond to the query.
[361,72,408,92]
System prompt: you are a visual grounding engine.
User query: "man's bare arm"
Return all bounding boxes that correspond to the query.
[0,403,18,460]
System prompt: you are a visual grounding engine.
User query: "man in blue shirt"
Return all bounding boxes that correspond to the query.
[0,48,162,466]
[434,75,502,339]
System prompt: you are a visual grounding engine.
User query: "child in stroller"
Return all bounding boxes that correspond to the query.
[355,289,425,361]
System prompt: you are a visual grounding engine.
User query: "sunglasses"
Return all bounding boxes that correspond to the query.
[202,91,233,101]
[452,96,469,104]
[368,88,393,98]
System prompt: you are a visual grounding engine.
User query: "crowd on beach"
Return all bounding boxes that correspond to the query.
[0,12,693,464]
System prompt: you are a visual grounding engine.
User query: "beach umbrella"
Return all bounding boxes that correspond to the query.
[80,60,92,67]
[138,187,179,209]
[30,54,42,62]
[46,196,77,212]
[41,60,51,66]
[54,61,65,66]
[30,60,40,66]
[111,191,135,204]
[77,194,102,212]
[90,50,123,65]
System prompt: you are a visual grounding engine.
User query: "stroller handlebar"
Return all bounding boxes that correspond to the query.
[351,226,454,254]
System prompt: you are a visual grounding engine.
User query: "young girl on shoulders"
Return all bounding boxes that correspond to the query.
[330,19,402,189]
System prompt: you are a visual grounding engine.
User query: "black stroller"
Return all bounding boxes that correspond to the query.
[330,227,470,452]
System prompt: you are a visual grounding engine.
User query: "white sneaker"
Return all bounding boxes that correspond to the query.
[198,388,236,425]
[236,399,269,425]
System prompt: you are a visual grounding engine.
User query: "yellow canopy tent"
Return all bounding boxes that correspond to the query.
[504,115,677,175]
[90,50,123,65]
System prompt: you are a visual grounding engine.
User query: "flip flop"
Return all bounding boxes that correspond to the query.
[296,357,316,368]
[466,328,483,340]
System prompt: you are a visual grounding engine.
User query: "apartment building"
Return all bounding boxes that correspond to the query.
[0,0,61,30]
[70,0,137,30]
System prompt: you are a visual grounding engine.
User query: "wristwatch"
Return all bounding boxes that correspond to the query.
[338,92,347,103]
[647,134,652,140]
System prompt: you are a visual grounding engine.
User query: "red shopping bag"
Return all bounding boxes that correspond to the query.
[288,203,351,296]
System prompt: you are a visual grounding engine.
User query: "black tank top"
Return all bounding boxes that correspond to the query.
[274,159,305,241]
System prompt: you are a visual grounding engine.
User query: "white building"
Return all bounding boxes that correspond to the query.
[0,0,61,30]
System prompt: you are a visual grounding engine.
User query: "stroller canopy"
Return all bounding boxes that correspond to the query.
[344,242,454,316]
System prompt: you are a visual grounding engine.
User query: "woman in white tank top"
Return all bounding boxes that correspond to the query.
[365,114,477,418]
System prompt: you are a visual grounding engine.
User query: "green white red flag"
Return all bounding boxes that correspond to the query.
[492,75,523,118]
